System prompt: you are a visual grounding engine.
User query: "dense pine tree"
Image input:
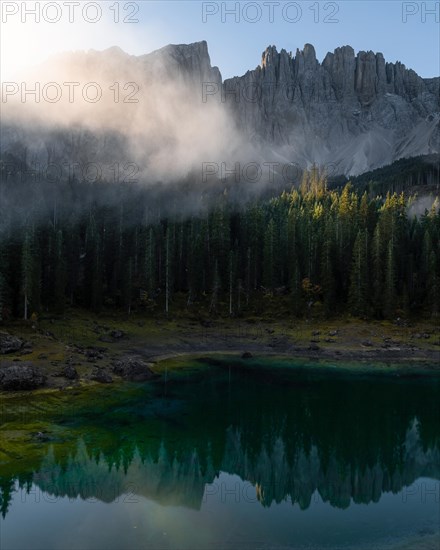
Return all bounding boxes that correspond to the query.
[0,169,439,320]
[348,230,369,316]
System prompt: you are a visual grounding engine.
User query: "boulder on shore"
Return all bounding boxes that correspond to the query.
[99,329,128,343]
[90,368,113,384]
[0,332,24,354]
[0,364,46,390]
[63,364,78,380]
[112,357,158,381]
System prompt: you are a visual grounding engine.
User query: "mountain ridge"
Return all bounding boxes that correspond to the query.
[222,41,439,174]
[1,40,439,178]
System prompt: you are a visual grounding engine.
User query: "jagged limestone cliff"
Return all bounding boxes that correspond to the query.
[223,44,439,174]
[1,41,439,178]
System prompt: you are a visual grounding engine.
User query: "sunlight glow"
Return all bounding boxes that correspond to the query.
[0,1,153,81]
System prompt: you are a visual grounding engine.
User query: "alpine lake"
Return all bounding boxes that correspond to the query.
[1,356,439,550]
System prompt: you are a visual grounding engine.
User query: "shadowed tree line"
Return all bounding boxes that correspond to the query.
[0,165,439,320]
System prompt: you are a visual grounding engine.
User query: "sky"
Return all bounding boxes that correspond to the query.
[0,0,439,81]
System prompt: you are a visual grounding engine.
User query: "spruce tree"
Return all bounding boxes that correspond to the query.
[263,219,275,291]
[384,239,396,319]
[54,230,66,313]
[321,215,336,316]
[21,228,36,320]
[348,230,369,317]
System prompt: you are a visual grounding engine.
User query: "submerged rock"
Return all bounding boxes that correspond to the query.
[33,431,52,442]
[0,364,46,390]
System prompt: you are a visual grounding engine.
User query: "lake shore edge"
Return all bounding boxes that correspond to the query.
[1,313,439,394]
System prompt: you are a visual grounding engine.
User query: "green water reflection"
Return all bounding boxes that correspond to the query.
[0,359,439,549]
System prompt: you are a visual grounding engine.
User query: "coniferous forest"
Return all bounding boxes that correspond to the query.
[0,167,439,322]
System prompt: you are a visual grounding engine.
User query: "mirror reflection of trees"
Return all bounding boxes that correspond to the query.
[1,368,439,517]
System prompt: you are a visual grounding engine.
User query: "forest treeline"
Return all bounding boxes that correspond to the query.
[0,170,439,320]
[330,154,439,196]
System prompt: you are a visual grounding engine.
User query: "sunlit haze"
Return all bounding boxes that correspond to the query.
[1,0,439,81]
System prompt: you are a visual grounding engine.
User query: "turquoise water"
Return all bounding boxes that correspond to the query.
[0,359,439,549]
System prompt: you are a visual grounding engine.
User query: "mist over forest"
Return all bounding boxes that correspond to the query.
[0,13,440,550]
[0,41,439,322]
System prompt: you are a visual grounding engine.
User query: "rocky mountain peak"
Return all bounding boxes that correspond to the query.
[224,43,439,174]
[146,40,222,85]
[296,43,317,67]
[261,45,280,68]
[1,41,438,178]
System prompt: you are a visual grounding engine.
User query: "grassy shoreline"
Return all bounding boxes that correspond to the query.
[1,310,439,395]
